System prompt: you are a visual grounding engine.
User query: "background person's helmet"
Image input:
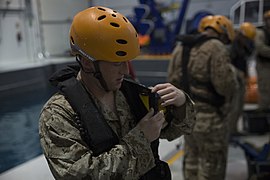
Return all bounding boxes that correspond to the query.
[69,6,140,62]
[203,15,235,42]
[239,22,256,40]
[263,10,270,20]
[198,15,214,32]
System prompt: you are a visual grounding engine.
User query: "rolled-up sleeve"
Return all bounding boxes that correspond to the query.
[160,93,196,141]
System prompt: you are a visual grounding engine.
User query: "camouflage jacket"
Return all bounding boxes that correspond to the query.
[39,84,195,180]
[167,39,238,133]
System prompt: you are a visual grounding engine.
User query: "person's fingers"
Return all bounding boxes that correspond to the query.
[143,108,154,121]
[155,86,174,97]
[160,91,174,102]
[152,110,165,120]
[162,121,168,129]
[151,83,170,93]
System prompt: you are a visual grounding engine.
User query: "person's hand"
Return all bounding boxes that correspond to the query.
[151,83,186,107]
[137,108,166,142]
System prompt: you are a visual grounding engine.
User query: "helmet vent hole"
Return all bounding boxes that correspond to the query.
[110,22,120,27]
[98,15,106,21]
[113,10,117,13]
[70,37,75,45]
[123,17,128,23]
[112,14,116,17]
[116,39,127,44]
[98,7,106,11]
[116,51,127,56]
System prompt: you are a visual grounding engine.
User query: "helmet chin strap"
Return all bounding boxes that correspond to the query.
[76,55,110,92]
[93,61,110,92]
[76,55,93,74]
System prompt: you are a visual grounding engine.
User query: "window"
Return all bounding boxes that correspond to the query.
[245,1,259,23]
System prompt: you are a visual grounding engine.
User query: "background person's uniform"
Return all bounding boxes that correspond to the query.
[255,27,270,110]
[228,25,256,135]
[39,75,196,180]
[168,38,238,180]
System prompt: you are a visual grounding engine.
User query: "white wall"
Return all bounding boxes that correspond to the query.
[0,0,90,67]
[39,0,89,57]
[0,0,29,65]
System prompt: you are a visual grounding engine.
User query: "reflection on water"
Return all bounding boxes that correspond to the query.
[0,88,55,173]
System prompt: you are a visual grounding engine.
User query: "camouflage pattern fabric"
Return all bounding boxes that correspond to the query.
[167,39,238,180]
[39,87,195,180]
[255,29,270,109]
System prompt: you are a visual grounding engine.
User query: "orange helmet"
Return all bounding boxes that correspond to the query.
[198,15,214,32]
[263,10,270,19]
[239,22,256,40]
[202,15,235,41]
[69,6,140,62]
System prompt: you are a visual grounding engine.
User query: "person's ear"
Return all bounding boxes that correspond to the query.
[81,57,94,72]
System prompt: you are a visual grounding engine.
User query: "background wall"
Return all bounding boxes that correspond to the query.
[0,0,243,68]
[39,0,90,57]
[0,0,90,68]
[0,0,30,65]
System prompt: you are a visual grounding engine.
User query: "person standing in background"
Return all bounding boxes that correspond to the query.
[255,10,270,111]
[228,22,257,136]
[168,15,238,180]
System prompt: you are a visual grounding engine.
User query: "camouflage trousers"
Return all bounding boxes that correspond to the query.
[183,113,229,180]
[256,61,270,109]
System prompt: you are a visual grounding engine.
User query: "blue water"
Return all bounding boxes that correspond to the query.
[0,88,54,173]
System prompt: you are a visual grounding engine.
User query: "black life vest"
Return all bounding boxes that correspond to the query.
[176,34,225,107]
[49,65,172,180]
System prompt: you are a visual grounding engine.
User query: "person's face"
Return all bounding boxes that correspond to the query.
[99,61,129,91]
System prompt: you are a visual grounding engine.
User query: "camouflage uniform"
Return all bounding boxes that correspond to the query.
[168,39,238,180]
[39,84,195,180]
[228,33,252,135]
[255,28,270,109]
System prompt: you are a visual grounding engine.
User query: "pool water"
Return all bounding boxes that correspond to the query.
[0,88,55,173]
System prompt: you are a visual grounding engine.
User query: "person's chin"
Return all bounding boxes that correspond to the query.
[115,82,122,89]
[116,78,123,87]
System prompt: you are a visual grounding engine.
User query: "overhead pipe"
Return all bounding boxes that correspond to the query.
[173,0,190,36]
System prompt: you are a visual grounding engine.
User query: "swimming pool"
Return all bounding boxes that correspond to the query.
[0,87,55,173]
